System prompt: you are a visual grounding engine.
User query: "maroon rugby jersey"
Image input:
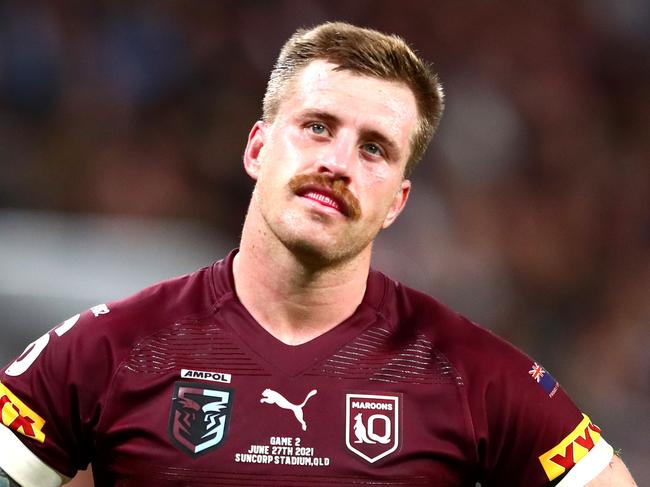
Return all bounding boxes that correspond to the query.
[0,250,608,486]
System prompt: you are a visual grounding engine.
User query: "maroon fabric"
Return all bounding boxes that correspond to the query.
[1,250,587,486]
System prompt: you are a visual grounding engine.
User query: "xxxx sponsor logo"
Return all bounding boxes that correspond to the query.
[538,413,603,481]
[345,393,400,463]
[0,382,46,443]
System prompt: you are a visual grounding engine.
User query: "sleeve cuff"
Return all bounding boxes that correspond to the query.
[0,425,68,487]
[555,437,614,487]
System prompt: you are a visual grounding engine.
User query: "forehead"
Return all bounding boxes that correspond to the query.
[279,60,418,150]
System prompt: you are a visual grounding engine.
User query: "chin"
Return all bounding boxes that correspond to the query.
[284,237,343,266]
[283,230,374,269]
[265,207,378,267]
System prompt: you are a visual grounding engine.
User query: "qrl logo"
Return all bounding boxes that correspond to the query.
[345,393,400,463]
[168,382,233,456]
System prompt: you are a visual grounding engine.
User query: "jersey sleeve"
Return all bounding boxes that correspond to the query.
[0,303,118,481]
[455,319,613,486]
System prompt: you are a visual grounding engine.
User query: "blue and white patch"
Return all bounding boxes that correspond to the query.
[529,362,559,397]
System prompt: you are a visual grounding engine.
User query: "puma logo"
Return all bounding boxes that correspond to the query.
[260,388,317,431]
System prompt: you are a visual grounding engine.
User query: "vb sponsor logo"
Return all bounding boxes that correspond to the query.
[168,382,233,456]
[539,414,603,481]
[345,393,400,463]
[0,382,46,443]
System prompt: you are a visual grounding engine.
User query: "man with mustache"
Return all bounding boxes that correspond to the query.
[0,22,636,487]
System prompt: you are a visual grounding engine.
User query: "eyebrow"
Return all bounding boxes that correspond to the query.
[298,109,401,160]
[298,110,341,129]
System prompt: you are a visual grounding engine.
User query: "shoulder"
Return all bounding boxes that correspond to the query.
[377,273,611,485]
[99,261,222,338]
[380,273,514,361]
[4,261,225,382]
[378,273,553,396]
[74,260,233,371]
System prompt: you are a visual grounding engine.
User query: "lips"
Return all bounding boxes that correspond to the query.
[288,174,362,220]
[297,186,347,215]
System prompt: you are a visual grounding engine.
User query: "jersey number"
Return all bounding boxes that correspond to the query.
[5,314,80,376]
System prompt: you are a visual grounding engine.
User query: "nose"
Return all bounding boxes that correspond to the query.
[317,133,355,183]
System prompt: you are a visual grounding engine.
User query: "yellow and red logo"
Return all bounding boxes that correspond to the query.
[0,382,46,443]
[538,413,602,481]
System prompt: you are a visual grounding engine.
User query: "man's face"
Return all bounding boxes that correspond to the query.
[244,60,418,265]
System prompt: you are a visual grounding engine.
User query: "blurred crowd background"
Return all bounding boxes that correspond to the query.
[0,1,648,484]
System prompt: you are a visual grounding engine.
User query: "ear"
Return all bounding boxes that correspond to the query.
[243,121,267,181]
[382,179,411,229]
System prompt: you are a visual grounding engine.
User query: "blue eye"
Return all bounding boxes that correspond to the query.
[363,143,383,157]
[309,123,327,135]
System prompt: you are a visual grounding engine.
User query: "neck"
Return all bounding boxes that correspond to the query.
[233,205,371,345]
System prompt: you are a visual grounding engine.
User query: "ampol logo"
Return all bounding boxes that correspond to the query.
[345,393,400,463]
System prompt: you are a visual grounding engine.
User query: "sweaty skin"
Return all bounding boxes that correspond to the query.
[235,60,417,346]
[586,455,638,486]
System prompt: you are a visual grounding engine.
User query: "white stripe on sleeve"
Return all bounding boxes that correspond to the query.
[0,425,67,487]
[556,437,614,487]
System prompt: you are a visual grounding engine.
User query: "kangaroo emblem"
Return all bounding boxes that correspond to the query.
[353,412,391,445]
[353,413,376,444]
[260,389,317,431]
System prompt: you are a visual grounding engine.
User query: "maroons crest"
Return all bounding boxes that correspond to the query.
[345,393,400,463]
[168,382,233,456]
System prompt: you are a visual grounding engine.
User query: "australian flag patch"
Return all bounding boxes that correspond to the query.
[528,362,559,397]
